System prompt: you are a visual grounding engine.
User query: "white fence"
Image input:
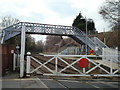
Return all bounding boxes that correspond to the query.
[13,53,20,70]
[26,52,120,77]
[102,48,119,63]
[60,46,80,55]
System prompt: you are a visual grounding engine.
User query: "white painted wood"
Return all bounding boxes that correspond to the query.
[26,52,31,76]
[13,53,16,70]
[113,68,120,74]
[55,56,58,73]
[58,57,82,74]
[86,57,110,74]
[110,59,113,74]
[30,56,54,73]
[43,74,119,76]
[83,68,85,74]
[27,54,119,77]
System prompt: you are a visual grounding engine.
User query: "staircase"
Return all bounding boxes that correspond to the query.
[71,27,109,55]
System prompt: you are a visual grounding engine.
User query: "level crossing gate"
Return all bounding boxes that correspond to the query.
[25,52,120,77]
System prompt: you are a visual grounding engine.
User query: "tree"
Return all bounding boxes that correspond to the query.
[99,0,119,26]
[99,0,119,49]
[36,40,44,53]
[26,35,35,52]
[0,16,19,29]
[44,35,63,52]
[72,13,96,34]
[25,35,44,53]
[87,19,96,34]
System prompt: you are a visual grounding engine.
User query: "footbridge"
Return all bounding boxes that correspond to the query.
[1,22,112,77]
[1,22,108,51]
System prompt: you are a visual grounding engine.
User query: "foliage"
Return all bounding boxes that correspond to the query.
[44,35,63,52]
[72,13,96,34]
[44,35,80,53]
[36,40,44,52]
[99,0,119,27]
[25,35,44,53]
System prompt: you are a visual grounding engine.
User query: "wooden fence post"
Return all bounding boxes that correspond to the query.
[26,52,31,77]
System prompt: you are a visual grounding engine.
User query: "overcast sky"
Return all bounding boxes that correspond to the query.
[0,0,110,41]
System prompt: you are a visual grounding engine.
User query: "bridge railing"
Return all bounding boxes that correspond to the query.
[94,37,109,49]
[26,52,120,77]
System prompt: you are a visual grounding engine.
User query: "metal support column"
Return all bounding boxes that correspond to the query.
[20,25,26,77]
[85,17,87,55]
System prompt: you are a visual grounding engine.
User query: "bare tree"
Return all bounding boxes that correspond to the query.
[44,35,63,52]
[99,0,119,26]
[0,16,20,29]
[0,16,20,43]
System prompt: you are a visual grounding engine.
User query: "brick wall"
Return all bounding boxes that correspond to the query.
[0,45,15,75]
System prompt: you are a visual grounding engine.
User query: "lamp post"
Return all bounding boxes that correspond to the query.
[80,17,88,55]
[85,17,88,55]
[85,17,87,55]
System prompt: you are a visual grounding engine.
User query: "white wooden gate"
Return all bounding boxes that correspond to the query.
[26,52,120,77]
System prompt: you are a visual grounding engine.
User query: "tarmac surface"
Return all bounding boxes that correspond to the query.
[2,72,48,89]
[1,72,120,90]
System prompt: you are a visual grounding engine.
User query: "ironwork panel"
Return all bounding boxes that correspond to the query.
[22,22,77,35]
[94,37,108,49]
[72,36,96,49]
[2,23,22,42]
[1,22,80,43]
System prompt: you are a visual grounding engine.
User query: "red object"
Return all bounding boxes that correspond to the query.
[90,50,94,53]
[11,50,14,54]
[79,58,89,68]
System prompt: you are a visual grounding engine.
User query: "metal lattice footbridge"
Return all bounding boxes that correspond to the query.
[1,22,110,77]
[1,22,108,50]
